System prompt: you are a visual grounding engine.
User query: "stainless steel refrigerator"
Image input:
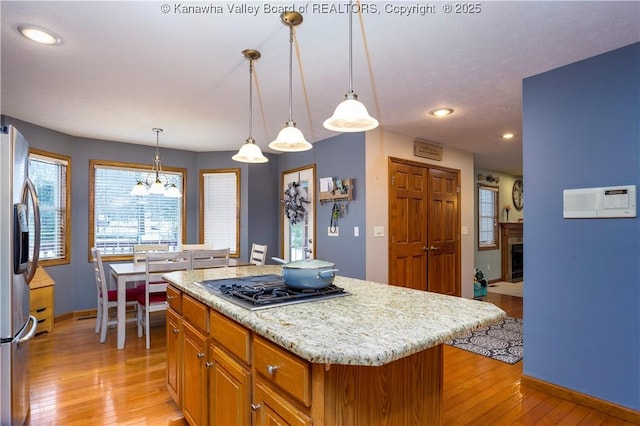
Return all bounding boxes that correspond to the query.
[0,125,40,425]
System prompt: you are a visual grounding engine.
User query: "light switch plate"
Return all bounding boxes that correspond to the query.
[373,226,384,237]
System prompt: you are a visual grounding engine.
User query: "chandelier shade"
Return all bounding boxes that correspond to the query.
[129,128,182,197]
[233,49,269,163]
[323,0,378,133]
[268,11,312,152]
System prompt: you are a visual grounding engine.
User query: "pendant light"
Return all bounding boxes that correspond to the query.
[233,49,269,163]
[323,0,378,132]
[268,11,312,152]
[130,128,182,197]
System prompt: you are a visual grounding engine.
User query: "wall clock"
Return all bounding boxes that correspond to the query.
[512,179,524,211]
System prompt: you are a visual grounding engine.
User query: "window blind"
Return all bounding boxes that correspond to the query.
[478,185,498,248]
[92,163,183,256]
[29,153,68,262]
[202,171,238,255]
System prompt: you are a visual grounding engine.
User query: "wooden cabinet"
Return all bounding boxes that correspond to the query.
[183,320,208,426]
[166,307,182,404]
[209,344,250,425]
[167,288,442,426]
[30,266,55,333]
[253,380,311,426]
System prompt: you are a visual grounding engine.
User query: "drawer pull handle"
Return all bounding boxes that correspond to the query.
[267,365,279,375]
[197,352,205,359]
[205,362,213,368]
[36,308,46,313]
[250,403,261,411]
[167,295,176,300]
[172,328,180,334]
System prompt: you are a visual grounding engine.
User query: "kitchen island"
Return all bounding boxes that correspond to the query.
[164,265,506,425]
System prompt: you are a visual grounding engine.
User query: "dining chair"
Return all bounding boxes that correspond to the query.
[91,247,140,343]
[133,243,169,263]
[181,243,213,251]
[190,248,230,269]
[137,251,190,349]
[249,243,268,265]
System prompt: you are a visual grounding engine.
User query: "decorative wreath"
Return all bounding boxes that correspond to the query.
[283,181,310,225]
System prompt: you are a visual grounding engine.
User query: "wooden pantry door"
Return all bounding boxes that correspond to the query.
[388,158,460,296]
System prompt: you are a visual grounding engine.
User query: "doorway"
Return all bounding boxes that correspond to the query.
[388,158,461,296]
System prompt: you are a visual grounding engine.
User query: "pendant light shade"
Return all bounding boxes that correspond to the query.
[233,49,268,163]
[269,12,312,152]
[323,0,378,133]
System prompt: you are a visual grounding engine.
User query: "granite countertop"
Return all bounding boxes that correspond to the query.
[164,265,506,367]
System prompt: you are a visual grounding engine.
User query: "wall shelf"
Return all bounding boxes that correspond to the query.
[319,178,353,204]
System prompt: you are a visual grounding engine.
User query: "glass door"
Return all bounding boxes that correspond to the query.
[282,165,315,262]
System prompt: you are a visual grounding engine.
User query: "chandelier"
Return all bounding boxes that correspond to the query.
[130,128,182,197]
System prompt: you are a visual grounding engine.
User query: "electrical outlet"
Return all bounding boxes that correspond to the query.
[354,226,359,237]
[487,264,491,271]
[373,226,385,237]
[328,227,339,237]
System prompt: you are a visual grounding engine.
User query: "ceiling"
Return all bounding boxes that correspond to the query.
[2,1,639,175]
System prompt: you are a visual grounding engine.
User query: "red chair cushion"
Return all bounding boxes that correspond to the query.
[107,287,140,303]
[136,291,167,306]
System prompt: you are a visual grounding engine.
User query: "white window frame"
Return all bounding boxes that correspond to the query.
[29,149,71,265]
[200,169,240,257]
[89,160,186,261]
[478,184,499,250]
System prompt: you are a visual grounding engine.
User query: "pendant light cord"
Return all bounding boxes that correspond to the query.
[248,58,254,139]
[288,24,294,123]
[348,0,354,94]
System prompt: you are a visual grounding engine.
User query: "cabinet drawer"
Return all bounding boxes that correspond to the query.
[210,309,251,365]
[30,286,53,310]
[254,335,310,407]
[167,285,182,313]
[183,294,209,333]
[31,310,53,333]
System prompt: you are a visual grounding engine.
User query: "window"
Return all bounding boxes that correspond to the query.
[29,149,71,265]
[90,160,185,261]
[478,184,499,250]
[200,169,240,256]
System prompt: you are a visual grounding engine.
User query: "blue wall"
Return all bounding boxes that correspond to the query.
[523,42,640,410]
[0,116,367,314]
[277,132,367,279]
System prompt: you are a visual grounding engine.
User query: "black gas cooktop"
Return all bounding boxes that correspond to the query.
[194,274,349,311]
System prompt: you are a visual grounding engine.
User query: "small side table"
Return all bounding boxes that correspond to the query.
[30,266,55,334]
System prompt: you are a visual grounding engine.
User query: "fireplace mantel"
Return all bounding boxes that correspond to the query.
[500,222,523,282]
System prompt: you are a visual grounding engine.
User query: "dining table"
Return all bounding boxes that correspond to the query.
[109,258,252,349]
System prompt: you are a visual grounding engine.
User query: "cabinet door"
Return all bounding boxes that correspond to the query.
[209,344,250,426]
[166,308,182,405]
[253,380,311,426]
[183,321,208,426]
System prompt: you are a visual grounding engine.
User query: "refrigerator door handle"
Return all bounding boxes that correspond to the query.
[17,315,37,346]
[22,177,40,284]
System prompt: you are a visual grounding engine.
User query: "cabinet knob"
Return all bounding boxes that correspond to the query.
[197,352,205,359]
[266,365,279,375]
[205,362,213,368]
[167,295,176,299]
[172,328,179,334]
[250,403,261,412]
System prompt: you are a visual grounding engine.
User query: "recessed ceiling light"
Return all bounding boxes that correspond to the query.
[502,133,515,140]
[429,108,454,117]
[18,25,61,45]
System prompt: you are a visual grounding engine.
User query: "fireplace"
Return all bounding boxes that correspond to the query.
[511,243,523,281]
[500,223,523,282]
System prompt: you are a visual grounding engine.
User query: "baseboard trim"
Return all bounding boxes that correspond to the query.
[521,375,640,424]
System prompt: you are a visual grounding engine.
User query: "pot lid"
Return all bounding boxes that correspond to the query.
[282,259,335,269]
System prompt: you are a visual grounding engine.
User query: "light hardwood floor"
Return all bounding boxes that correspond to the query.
[26,295,635,425]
